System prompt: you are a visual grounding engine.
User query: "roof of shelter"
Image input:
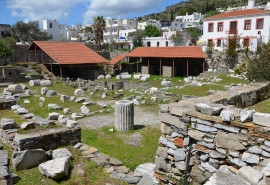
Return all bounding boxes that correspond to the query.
[28,41,108,65]
[204,9,270,20]
[108,54,127,65]
[127,46,205,59]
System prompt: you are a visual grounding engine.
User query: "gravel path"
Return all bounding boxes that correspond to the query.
[77,106,161,130]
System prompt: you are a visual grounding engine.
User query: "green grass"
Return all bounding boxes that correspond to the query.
[215,74,249,85]
[81,126,161,171]
[249,98,270,113]
[167,84,226,97]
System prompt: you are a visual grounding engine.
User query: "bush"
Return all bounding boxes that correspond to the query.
[245,42,270,81]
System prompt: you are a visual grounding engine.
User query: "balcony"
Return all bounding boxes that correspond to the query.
[226,29,238,35]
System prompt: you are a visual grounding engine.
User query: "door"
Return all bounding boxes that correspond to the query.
[229,21,237,34]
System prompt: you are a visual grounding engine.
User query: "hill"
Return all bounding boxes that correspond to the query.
[139,0,269,21]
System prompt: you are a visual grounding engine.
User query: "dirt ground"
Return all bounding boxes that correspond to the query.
[77,103,161,130]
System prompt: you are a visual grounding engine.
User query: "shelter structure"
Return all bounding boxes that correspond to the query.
[27,41,108,80]
[126,46,205,77]
[106,54,127,75]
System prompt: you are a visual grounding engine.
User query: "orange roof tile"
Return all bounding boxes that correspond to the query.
[127,46,205,59]
[108,54,127,65]
[28,41,108,65]
[204,9,270,20]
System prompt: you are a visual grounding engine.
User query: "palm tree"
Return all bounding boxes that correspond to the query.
[92,16,106,51]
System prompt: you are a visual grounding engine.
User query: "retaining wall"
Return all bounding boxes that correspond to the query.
[155,82,270,184]
[10,127,81,151]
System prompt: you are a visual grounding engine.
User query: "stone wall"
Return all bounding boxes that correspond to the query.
[0,66,30,83]
[205,51,245,71]
[10,127,81,151]
[155,82,270,184]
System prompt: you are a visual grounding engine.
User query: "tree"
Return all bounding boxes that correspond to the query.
[10,21,52,44]
[0,37,16,60]
[0,40,13,59]
[144,25,161,37]
[186,27,201,40]
[92,16,106,51]
[169,31,184,46]
[244,42,270,81]
[128,30,144,49]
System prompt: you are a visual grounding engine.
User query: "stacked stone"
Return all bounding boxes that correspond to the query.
[0,142,10,184]
[76,143,146,184]
[155,102,270,185]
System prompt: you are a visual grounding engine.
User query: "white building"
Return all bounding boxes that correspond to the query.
[103,18,137,43]
[171,12,203,31]
[137,19,161,30]
[202,0,270,52]
[42,20,67,41]
[143,30,176,47]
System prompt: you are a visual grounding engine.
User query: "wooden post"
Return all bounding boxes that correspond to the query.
[203,60,205,72]
[172,59,175,78]
[148,58,150,74]
[186,59,189,77]
[137,60,138,73]
[42,52,44,64]
[160,59,162,76]
[60,65,62,78]
[50,59,53,74]
[35,45,37,63]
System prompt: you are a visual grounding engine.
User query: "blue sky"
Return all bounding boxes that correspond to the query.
[0,0,183,27]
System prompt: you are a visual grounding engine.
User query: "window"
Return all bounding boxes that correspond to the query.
[175,23,177,26]
[217,39,221,47]
[166,41,168,47]
[1,31,4,37]
[229,21,237,34]
[208,39,213,46]
[256,18,264,29]
[49,23,52,28]
[217,22,223,32]
[208,23,213,32]
[243,38,249,47]
[157,42,159,47]
[244,20,251,30]
[147,42,151,47]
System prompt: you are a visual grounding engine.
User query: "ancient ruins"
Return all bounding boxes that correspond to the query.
[0,69,270,184]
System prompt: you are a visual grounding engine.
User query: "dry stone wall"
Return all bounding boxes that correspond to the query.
[2,127,81,151]
[155,82,270,185]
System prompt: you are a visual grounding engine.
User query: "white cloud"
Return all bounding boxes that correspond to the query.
[5,0,164,25]
[83,0,163,24]
[6,0,83,23]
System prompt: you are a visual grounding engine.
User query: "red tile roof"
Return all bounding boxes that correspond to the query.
[108,54,127,65]
[28,41,108,65]
[127,46,205,59]
[204,9,270,20]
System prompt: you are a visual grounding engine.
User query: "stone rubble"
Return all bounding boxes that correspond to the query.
[155,82,270,185]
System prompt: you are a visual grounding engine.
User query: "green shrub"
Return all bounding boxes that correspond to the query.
[245,42,270,81]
